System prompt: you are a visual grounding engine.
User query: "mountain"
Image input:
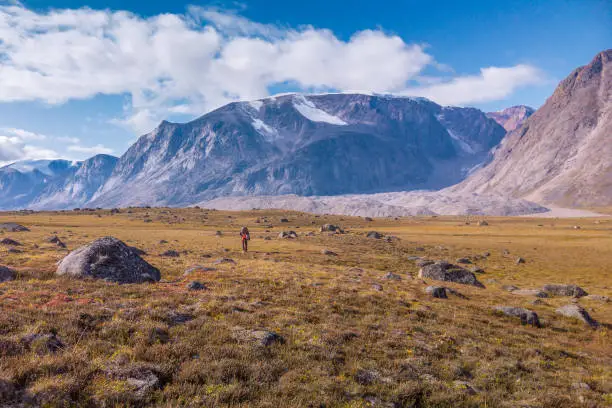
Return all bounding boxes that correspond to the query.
[0,155,118,210]
[88,93,505,208]
[455,49,612,207]
[486,105,535,132]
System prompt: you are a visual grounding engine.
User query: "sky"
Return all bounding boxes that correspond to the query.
[0,0,610,165]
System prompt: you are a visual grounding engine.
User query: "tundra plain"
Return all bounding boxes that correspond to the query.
[0,208,611,407]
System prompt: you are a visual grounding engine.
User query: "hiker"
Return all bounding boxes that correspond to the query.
[240,226,250,252]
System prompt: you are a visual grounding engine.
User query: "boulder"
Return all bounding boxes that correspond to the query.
[320,224,343,233]
[555,304,599,328]
[56,237,160,283]
[494,306,541,327]
[278,231,298,239]
[187,281,206,291]
[542,284,588,298]
[0,266,15,283]
[366,231,383,239]
[425,286,447,299]
[47,235,66,248]
[0,238,21,246]
[232,328,285,347]
[0,223,29,232]
[418,261,484,288]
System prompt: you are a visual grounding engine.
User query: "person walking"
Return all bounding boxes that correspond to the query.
[240,226,250,252]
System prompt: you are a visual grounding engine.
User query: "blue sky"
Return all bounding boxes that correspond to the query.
[0,0,609,164]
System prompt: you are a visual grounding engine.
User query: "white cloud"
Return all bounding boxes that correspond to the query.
[0,5,546,134]
[0,127,47,140]
[67,144,114,155]
[403,65,545,106]
[0,135,59,165]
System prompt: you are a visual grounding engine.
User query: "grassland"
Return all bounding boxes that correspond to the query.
[0,208,610,407]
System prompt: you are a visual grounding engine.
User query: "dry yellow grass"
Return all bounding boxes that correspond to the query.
[0,208,610,407]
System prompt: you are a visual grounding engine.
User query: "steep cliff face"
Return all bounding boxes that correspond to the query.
[456,49,612,207]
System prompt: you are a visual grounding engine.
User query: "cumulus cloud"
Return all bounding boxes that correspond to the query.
[0,5,545,134]
[0,135,59,165]
[1,127,47,141]
[67,144,114,155]
[404,65,545,106]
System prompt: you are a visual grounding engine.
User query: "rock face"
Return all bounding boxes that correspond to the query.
[556,304,599,328]
[0,266,15,282]
[456,49,612,207]
[494,306,541,327]
[418,261,484,287]
[486,105,535,132]
[542,284,588,298]
[56,237,160,283]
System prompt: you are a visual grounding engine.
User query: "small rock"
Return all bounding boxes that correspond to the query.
[372,283,383,291]
[278,231,298,239]
[584,294,610,302]
[159,240,168,244]
[425,286,447,299]
[555,304,599,328]
[160,250,180,258]
[213,257,236,265]
[494,306,541,327]
[364,217,373,222]
[502,285,520,292]
[477,221,489,226]
[215,231,223,236]
[320,224,343,233]
[0,266,16,282]
[187,281,206,291]
[469,266,485,273]
[354,369,381,386]
[456,257,472,264]
[232,328,285,347]
[542,284,588,298]
[384,272,401,280]
[184,265,216,275]
[321,249,338,256]
[21,333,65,354]
[515,257,526,264]
[0,238,21,246]
[279,218,289,223]
[366,231,383,239]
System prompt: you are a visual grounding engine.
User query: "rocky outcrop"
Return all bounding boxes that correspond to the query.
[56,237,160,283]
[486,105,534,132]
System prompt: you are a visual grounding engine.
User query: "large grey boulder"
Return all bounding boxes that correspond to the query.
[556,304,599,328]
[542,284,588,298]
[0,223,29,232]
[56,237,160,283]
[418,261,484,288]
[494,306,541,327]
[0,266,16,283]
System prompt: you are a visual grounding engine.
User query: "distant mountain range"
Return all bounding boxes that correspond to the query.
[1,94,507,210]
[0,49,609,214]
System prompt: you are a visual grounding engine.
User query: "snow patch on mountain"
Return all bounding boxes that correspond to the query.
[293,95,347,125]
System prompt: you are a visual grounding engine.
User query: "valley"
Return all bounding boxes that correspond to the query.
[0,208,610,407]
